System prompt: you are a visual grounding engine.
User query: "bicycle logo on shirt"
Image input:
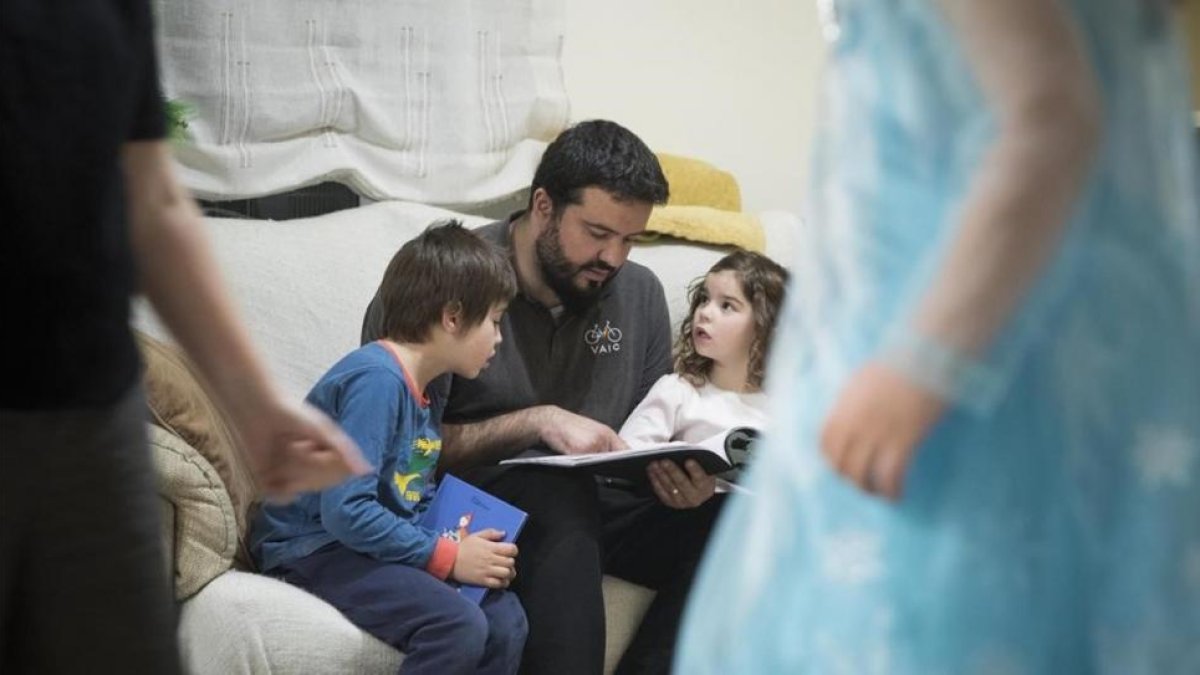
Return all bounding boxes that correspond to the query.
[584,320,623,355]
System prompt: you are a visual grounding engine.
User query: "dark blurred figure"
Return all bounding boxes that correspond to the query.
[1,2,366,672]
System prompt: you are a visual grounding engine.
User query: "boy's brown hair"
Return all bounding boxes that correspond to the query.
[378,220,517,342]
[674,250,789,390]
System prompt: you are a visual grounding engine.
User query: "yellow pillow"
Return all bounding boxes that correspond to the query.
[656,153,742,211]
[643,205,766,253]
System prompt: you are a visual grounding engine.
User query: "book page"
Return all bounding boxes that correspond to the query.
[499,428,738,469]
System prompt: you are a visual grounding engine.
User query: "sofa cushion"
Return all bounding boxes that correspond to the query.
[655,153,741,212]
[137,331,259,538]
[177,570,653,675]
[602,575,657,672]
[158,495,176,579]
[148,424,239,600]
[179,570,403,675]
[644,204,765,252]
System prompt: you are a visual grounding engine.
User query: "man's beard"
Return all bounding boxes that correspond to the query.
[535,221,616,314]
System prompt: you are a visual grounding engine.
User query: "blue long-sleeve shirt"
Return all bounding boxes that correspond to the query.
[250,342,448,573]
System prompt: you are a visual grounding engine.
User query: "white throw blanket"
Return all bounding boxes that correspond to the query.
[134,201,802,402]
[154,0,568,206]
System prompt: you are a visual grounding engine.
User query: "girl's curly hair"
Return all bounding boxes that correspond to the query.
[674,250,789,391]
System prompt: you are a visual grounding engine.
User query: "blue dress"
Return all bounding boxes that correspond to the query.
[676,1,1200,673]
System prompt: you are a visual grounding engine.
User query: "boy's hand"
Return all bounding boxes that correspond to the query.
[451,529,518,588]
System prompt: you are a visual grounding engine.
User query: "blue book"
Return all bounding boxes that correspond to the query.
[418,474,528,604]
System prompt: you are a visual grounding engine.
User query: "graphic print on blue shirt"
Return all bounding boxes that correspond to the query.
[394,435,441,505]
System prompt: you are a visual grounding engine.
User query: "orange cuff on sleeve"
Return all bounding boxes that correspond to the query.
[425,537,458,580]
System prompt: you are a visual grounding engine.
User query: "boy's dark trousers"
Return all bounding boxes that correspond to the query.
[275,543,528,675]
[468,466,724,675]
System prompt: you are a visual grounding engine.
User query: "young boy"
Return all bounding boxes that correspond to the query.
[249,220,526,675]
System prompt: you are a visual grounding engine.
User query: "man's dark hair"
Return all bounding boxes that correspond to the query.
[378,220,517,343]
[528,119,670,215]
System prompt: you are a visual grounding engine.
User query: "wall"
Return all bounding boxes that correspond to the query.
[561,0,826,216]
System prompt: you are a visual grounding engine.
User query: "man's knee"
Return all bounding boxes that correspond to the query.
[511,470,603,536]
[515,469,598,510]
[677,495,725,554]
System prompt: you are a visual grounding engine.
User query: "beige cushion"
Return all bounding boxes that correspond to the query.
[602,576,656,673]
[149,424,239,600]
[158,496,176,580]
[137,331,259,538]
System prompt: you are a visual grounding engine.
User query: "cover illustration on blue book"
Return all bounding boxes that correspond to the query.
[418,474,528,604]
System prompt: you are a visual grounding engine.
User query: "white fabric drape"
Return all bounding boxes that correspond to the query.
[152,0,568,205]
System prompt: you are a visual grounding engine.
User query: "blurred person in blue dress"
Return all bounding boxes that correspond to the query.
[676,0,1200,672]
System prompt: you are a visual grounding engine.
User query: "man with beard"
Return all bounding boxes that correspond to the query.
[362,120,723,675]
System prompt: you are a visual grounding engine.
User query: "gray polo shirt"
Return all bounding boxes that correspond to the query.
[362,215,672,451]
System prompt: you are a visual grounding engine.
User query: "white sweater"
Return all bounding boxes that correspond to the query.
[618,374,768,447]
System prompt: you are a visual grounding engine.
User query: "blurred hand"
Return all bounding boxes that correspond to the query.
[538,406,628,455]
[648,459,716,509]
[452,529,519,588]
[821,362,946,501]
[234,399,370,502]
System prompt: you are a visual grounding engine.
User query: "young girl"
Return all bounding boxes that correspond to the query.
[678,1,1200,672]
[619,250,789,496]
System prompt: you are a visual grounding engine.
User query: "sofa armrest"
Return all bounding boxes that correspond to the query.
[176,569,653,675]
[179,571,403,675]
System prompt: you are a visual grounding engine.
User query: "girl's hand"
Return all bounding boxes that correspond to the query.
[648,459,716,509]
[821,362,946,501]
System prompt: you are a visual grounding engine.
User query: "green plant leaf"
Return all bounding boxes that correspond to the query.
[164,99,194,142]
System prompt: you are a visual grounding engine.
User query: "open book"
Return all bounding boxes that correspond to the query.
[417,474,527,604]
[499,426,760,485]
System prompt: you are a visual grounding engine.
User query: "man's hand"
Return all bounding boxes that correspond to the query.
[821,362,946,501]
[234,399,370,502]
[648,459,716,509]
[451,529,519,588]
[537,406,627,455]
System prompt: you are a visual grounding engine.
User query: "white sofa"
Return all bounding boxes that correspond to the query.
[136,199,799,674]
